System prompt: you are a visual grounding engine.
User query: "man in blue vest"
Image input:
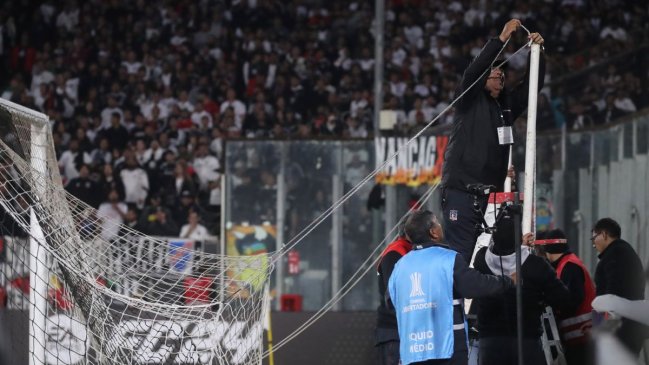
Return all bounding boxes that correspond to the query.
[388,210,515,365]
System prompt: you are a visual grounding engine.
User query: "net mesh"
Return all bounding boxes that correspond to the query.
[0,98,271,365]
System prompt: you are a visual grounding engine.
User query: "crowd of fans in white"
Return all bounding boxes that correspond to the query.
[0,0,646,238]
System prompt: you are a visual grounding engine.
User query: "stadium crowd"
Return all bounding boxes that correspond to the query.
[0,0,647,237]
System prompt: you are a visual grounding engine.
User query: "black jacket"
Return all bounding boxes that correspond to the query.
[595,239,647,349]
[377,250,404,332]
[595,239,645,300]
[473,247,572,338]
[442,38,545,192]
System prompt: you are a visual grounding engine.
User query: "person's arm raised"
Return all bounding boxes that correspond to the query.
[458,19,521,104]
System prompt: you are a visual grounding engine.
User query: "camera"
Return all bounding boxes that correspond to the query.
[466,183,495,196]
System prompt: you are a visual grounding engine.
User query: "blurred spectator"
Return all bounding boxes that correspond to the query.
[172,189,202,228]
[179,211,209,240]
[97,188,128,242]
[192,144,220,191]
[143,208,179,237]
[1,0,647,239]
[139,194,174,229]
[65,164,101,208]
[88,137,112,168]
[120,155,149,209]
[97,163,125,202]
[58,138,83,182]
[100,112,129,151]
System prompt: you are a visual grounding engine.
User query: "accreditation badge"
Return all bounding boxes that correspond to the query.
[497,126,514,145]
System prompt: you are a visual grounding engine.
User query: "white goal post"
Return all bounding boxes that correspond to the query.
[0,97,272,365]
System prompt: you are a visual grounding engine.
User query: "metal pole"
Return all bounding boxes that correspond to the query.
[504,146,513,192]
[384,186,397,241]
[219,165,226,306]
[274,144,287,311]
[522,43,541,234]
[331,173,343,311]
[373,0,385,137]
[514,193,524,365]
[29,121,48,365]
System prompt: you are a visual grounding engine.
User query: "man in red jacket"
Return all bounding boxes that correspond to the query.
[375,218,412,365]
[536,229,596,365]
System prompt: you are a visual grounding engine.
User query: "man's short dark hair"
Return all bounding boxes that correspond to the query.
[404,210,436,244]
[593,218,621,239]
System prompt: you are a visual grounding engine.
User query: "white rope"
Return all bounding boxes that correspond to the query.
[263,182,440,357]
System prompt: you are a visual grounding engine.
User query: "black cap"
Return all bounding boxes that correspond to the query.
[492,214,516,255]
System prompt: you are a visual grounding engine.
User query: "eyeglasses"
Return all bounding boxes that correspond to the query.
[590,232,601,242]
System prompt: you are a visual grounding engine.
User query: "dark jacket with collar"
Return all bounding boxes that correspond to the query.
[441,37,546,192]
[595,239,647,350]
[595,239,645,300]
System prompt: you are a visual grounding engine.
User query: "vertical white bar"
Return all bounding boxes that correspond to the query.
[219,173,226,305]
[274,166,286,311]
[504,146,513,192]
[384,186,397,239]
[373,0,384,136]
[331,174,343,311]
[29,122,48,365]
[522,44,541,234]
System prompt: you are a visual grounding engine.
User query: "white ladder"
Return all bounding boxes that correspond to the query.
[541,306,568,365]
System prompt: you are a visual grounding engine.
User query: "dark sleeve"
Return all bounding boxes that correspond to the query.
[380,251,402,290]
[560,262,586,314]
[380,251,402,310]
[533,258,574,312]
[453,254,514,298]
[457,38,506,108]
[600,255,624,297]
[509,50,546,119]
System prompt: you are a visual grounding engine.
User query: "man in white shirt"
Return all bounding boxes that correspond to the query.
[120,155,149,209]
[190,103,213,127]
[100,96,124,129]
[58,139,85,182]
[219,88,246,127]
[192,144,221,191]
[97,188,128,242]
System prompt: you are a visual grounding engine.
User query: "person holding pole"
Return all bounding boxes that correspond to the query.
[440,19,545,263]
[472,212,574,365]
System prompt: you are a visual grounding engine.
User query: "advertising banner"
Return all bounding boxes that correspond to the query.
[375,135,448,186]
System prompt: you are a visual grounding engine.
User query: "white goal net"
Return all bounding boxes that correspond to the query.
[0,98,271,365]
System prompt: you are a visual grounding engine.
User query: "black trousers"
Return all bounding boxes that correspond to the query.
[412,350,468,365]
[376,327,400,365]
[617,319,649,356]
[564,343,591,365]
[376,340,400,365]
[441,188,488,263]
[478,337,546,365]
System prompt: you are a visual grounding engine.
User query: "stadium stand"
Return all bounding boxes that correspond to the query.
[0,0,647,238]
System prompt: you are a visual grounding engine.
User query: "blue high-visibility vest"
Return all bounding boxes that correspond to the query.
[388,246,456,364]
